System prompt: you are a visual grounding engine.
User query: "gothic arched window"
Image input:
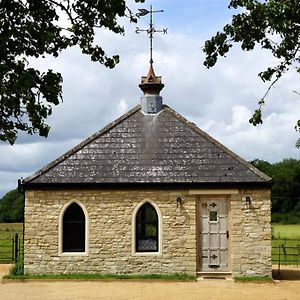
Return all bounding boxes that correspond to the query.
[63,202,85,252]
[136,202,158,252]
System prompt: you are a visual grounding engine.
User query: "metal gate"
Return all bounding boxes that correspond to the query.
[0,233,21,263]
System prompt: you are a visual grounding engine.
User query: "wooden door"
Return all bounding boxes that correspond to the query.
[199,198,228,272]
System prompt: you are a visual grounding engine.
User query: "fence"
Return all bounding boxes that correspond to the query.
[0,233,22,263]
[272,239,300,274]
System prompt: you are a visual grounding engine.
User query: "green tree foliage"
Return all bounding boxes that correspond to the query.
[0,0,143,144]
[203,0,300,141]
[0,189,24,222]
[252,158,300,223]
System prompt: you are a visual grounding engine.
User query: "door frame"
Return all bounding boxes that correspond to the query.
[196,195,231,272]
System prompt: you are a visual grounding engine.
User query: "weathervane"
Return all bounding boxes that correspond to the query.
[135,5,168,64]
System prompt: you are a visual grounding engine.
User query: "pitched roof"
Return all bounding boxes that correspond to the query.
[23,105,271,186]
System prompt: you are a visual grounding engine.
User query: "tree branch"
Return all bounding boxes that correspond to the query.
[47,0,75,26]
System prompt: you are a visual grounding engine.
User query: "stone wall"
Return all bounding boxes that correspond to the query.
[24,188,271,277]
[230,188,272,277]
[24,189,197,275]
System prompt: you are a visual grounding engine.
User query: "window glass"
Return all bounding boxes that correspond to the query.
[63,203,85,252]
[136,203,158,252]
[209,211,218,222]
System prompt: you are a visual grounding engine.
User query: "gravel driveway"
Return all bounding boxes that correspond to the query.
[1,265,300,300]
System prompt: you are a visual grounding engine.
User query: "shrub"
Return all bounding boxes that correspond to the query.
[9,256,24,276]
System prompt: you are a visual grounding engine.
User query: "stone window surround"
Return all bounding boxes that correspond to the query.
[58,199,89,256]
[131,199,163,257]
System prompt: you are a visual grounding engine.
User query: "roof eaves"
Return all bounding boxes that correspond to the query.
[23,181,271,190]
[164,105,272,183]
[23,105,141,184]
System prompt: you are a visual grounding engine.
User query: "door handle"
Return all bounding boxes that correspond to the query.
[226,230,229,238]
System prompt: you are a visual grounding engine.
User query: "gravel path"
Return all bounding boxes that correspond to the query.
[1,265,300,300]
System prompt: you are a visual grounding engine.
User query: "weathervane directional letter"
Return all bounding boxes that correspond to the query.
[135,5,167,64]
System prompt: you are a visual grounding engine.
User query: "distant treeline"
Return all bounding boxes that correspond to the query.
[0,158,300,223]
[0,189,23,223]
[251,158,300,224]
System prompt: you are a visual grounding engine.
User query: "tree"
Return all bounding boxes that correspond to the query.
[0,0,143,144]
[252,158,300,223]
[0,189,24,222]
[203,0,300,143]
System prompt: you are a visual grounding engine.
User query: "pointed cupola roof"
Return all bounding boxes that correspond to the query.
[139,63,164,114]
[139,63,164,95]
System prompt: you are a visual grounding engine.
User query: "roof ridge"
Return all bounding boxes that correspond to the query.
[23,105,141,184]
[164,105,271,182]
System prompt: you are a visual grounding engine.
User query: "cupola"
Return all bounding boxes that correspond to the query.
[139,63,164,114]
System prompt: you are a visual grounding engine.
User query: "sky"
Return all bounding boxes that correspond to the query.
[1,0,300,197]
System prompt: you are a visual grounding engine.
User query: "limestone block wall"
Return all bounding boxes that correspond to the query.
[230,188,272,277]
[24,189,197,275]
[24,187,271,277]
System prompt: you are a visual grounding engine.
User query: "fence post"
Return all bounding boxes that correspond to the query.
[14,233,19,262]
[12,235,15,261]
[281,244,287,265]
[278,245,281,275]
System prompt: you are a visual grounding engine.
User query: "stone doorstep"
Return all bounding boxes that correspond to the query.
[196,272,233,281]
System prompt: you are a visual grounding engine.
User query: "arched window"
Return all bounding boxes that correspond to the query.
[63,202,85,252]
[136,202,158,252]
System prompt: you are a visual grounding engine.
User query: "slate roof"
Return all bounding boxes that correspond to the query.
[23,105,271,187]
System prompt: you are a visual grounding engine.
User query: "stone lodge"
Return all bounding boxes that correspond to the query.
[21,63,272,278]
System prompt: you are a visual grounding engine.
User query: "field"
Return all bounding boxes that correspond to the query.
[272,224,300,239]
[0,223,23,263]
[272,224,300,265]
[0,223,23,239]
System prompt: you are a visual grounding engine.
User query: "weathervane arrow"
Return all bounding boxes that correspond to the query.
[135,5,168,64]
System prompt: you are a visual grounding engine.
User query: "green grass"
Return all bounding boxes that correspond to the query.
[0,223,23,239]
[234,276,273,283]
[271,223,300,265]
[272,224,300,239]
[0,223,23,263]
[4,273,196,281]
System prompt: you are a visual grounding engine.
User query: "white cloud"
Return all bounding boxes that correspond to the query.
[1,1,299,197]
[0,171,28,197]
[226,105,252,132]
[0,139,82,173]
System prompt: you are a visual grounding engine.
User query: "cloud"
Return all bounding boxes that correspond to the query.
[0,139,82,173]
[208,107,300,163]
[226,105,252,132]
[0,171,28,197]
[1,2,299,197]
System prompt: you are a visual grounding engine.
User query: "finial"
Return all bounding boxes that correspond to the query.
[135,5,168,65]
[139,63,164,96]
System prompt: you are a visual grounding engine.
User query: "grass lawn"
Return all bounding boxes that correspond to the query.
[271,223,300,265]
[272,224,300,239]
[0,223,23,239]
[0,223,23,263]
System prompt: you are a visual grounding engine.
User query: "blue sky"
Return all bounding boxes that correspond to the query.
[155,0,234,34]
[0,0,299,197]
